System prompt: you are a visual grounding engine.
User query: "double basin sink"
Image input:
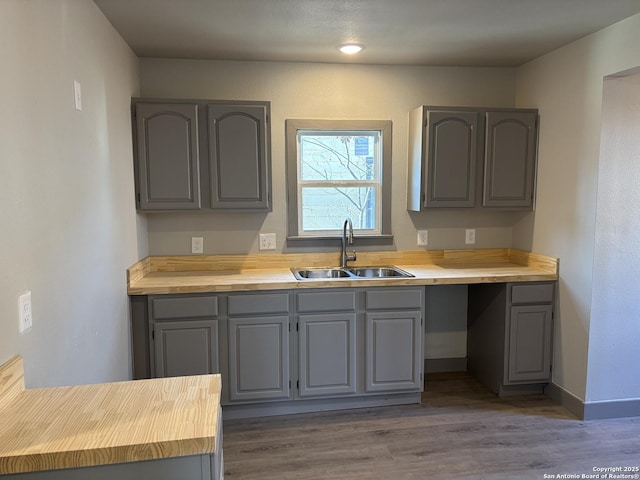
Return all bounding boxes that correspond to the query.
[292,265,414,280]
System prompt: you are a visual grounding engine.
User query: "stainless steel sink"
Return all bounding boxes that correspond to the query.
[291,267,352,280]
[291,265,414,280]
[348,266,414,278]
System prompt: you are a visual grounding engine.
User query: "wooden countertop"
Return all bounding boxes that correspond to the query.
[0,356,222,475]
[127,249,559,295]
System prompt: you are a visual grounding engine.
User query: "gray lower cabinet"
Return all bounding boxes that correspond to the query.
[467,282,554,396]
[149,294,220,378]
[407,105,538,211]
[365,311,423,392]
[364,287,424,392]
[298,313,357,397]
[227,315,291,402]
[133,286,425,415]
[132,98,271,213]
[154,319,219,378]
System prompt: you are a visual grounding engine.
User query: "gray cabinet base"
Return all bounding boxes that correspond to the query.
[3,454,220,480]
[222,392,421,420]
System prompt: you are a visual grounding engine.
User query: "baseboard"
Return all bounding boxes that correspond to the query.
[544,382,585,420]
[583,397,640,420]
[545,382,640,420]
[424,357,467,373]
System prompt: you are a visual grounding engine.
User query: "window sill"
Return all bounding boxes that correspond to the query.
[286,234,394,248]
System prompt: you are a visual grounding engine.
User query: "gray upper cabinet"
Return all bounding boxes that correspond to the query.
[408,106,538,211]
[483,111,537,208]
[207,104,271,210]
[135,103,201,210]
[133,99,271,212]
[426,110,478,207]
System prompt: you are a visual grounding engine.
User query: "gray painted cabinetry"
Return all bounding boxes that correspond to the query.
[407,106,538,210]
[133,99,271,212]
[150,295,220,378]
[467,282,554,396]
[133,287,425,417]
[227,292,291,402]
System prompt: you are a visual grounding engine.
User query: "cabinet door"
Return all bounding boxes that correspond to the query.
[228,316,290,402]
[424,110,478,207]
[207,104,271,210]
[483,111,537,208]
[298,313,357,397]
[135,103,201,210]
[505,305,552,384]
[154,319,218,378]
[365,311,423,392]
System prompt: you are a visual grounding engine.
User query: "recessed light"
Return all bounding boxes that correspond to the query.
[338,44,364,55]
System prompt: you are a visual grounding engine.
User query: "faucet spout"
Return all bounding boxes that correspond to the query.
[341,218,357,268]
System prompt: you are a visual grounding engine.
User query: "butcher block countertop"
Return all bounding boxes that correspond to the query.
[0,356,222,475]
[127,248,559,295]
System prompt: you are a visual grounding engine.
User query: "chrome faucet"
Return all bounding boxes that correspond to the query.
[341,218,357,268]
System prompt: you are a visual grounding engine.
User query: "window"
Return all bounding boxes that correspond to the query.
[286,119,392,244]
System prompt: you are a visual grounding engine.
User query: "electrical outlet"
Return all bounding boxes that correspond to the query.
[465,229,476,245]
[73,80,82,111]
[19,291,32,333]
[191,236,204,254]
[417,230,428,246]
[259,233,276,251]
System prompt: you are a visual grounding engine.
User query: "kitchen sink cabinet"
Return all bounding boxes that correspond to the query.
[297,313,358,397]
[407,106,538,211]
[132,98,271,212]
[467,282,554,396]
[364,289,424,392]
[295,290,358,398]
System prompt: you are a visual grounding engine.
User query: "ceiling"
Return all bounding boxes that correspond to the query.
[94,0,640,67]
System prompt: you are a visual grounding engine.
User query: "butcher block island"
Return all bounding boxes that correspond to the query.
[0,356,223,480]
[127,248,558,418]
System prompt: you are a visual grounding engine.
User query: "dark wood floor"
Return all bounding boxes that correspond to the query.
[222,373,640,479]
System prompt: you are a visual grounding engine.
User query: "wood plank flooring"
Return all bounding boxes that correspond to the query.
[222,373,640,479]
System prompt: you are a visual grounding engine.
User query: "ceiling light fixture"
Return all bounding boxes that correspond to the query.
[338,44,364,55]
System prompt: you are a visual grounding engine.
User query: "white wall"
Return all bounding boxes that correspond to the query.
[139,59,526,256]
[587,70,640,403]
[514,13,640,401]
[0,0,145,387]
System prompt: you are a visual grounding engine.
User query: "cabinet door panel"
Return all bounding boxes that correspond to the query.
[506,305,552,383]
[365,311,423,392]
[135,103,201,210]
[228,316,290,402]
[483,111,537,208]
[208,104,270,210]
[425,110,478,207]
[298,313,357,397]
[154,320,218,378]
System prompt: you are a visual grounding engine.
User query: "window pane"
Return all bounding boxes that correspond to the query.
[299,133,378,182]
[301,187,377,231]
